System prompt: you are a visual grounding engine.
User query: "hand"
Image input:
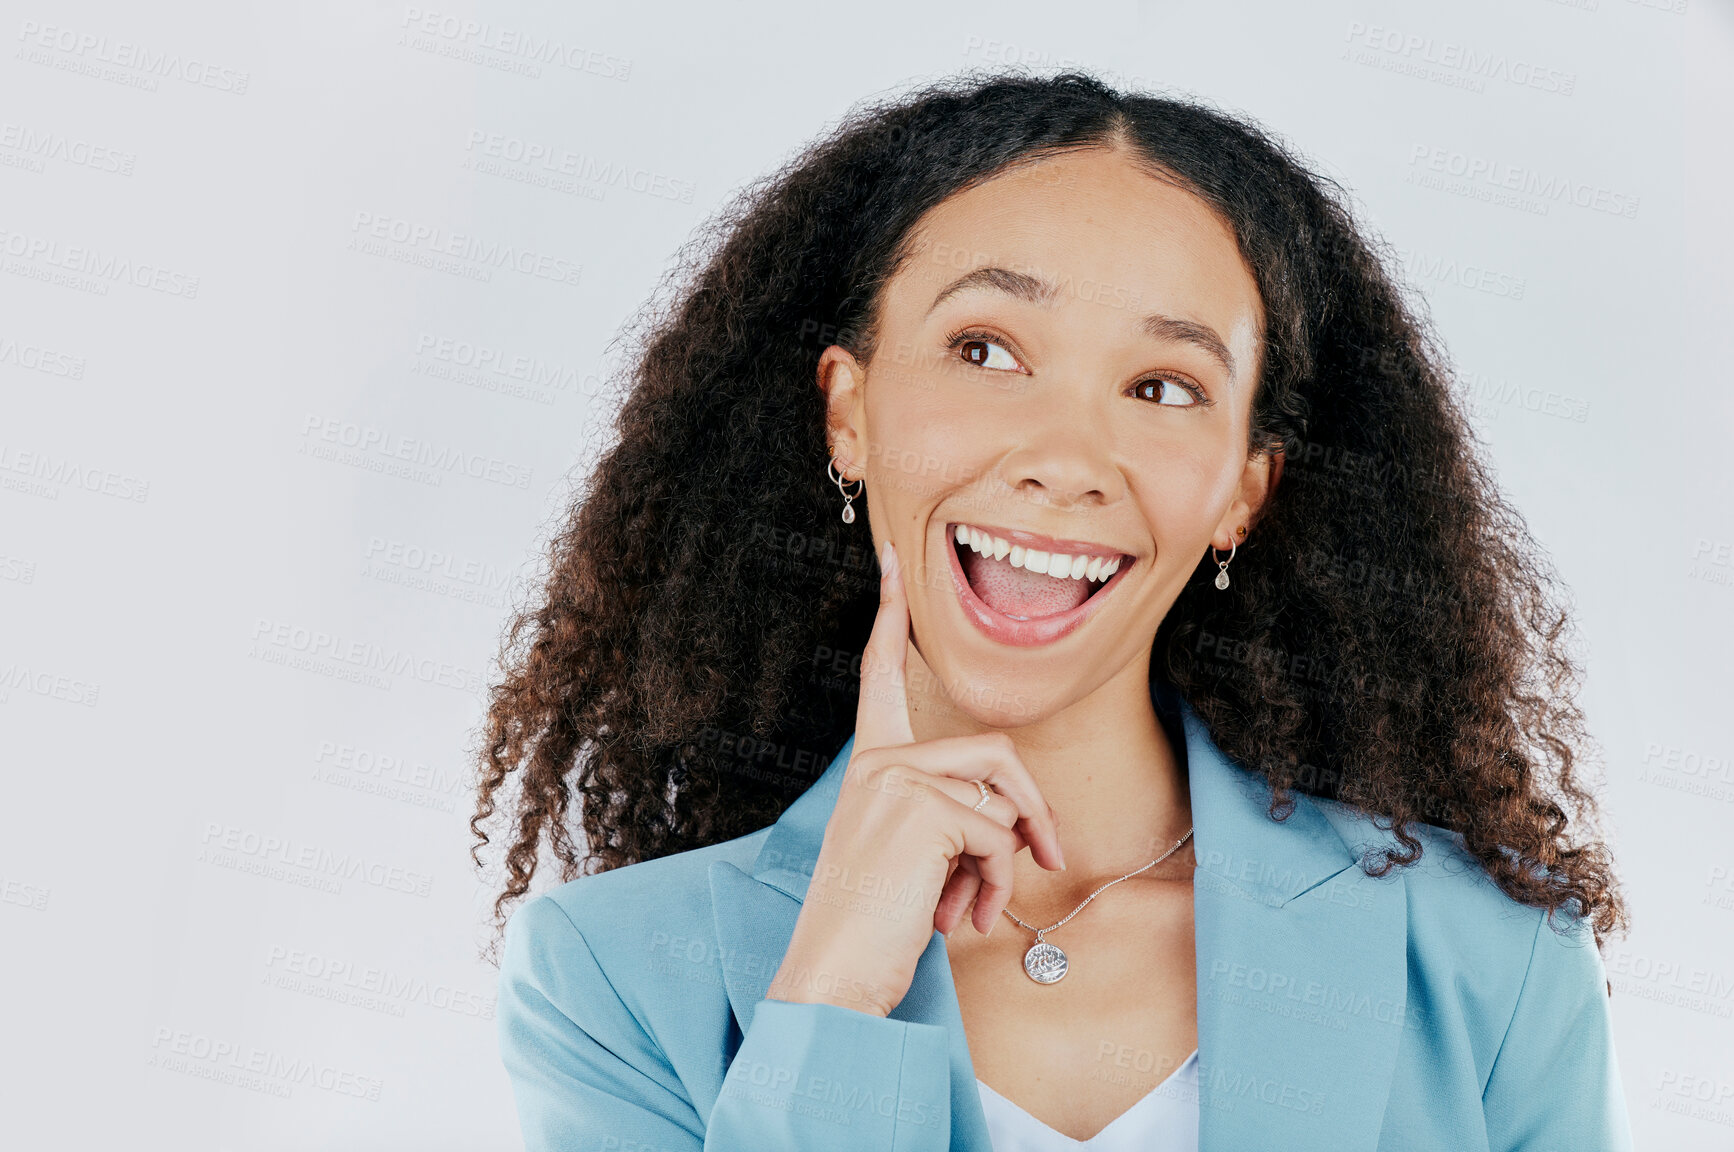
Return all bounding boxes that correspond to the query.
[764,540,1065,1018]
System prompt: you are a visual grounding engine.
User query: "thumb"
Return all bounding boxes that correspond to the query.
[854,540,917,752]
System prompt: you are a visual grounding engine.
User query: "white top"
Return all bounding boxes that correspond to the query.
[975,1049,1199,1152]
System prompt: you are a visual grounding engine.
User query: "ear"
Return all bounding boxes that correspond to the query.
[1211,447,1284,551]
[816,344,869,481]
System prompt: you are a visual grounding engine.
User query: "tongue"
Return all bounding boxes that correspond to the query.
[962,548,1093,618]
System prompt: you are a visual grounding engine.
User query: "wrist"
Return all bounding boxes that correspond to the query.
[766,956,896,1018]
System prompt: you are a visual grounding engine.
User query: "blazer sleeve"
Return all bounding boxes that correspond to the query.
[1480,911,1634,1151]
[497,893,953,1152]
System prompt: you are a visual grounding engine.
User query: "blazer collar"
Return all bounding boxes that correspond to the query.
[709,683,1408,1151]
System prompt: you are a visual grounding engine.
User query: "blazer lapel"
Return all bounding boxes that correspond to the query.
[710,690,1407,1152]
[1179,689,1407,1151]
[709,732,856,1037]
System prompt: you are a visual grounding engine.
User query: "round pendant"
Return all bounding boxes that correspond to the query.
[1023,941,1068,984]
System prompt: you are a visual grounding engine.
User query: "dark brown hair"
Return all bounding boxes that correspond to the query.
[469,70,1625,954]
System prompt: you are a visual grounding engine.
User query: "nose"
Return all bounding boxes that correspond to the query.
[996,422,1123,510]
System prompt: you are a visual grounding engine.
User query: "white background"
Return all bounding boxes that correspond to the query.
[2,1,1731,1148]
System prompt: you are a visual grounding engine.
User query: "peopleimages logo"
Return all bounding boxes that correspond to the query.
[249,616,487,694]
[411,332,593,398]
[363,535,511,600]
[398,7,632,80]
[15,20,251,93]
[0,122,136,175]
[462,131,695,203]
[0,443,149,502]
[1405,145,1640,219]
[348,211,581,286]
[1343,22,1577,95]
[263,945,495,1020]
[199,821,435,898]
[299,414,535,490]
[0,332,86,378]
[0,222,201,296]
[1391,246,1526,301]
[0,662,100,706]
[149,1026,383,1101]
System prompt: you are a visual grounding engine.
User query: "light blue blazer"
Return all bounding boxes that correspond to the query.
[497,688,1634,1150]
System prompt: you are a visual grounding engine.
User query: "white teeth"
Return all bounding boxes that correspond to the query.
[953,525,1122,582]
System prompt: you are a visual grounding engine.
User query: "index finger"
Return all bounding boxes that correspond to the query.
[853,540,916,753]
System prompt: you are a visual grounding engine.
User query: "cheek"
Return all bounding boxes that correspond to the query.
[1127,446,1236,542]
[864,375,1000,503]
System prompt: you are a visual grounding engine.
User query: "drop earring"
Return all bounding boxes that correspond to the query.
[1211,526,1245,589]
[828,456,863,524]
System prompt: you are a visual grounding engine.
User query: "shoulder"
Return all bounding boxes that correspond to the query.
[1312,793,1554,951]
[542,825,769,933]
[497,826,774,1092]
[1304,797,1629,1143]
[1309,795,1605,1037]
[500,825,772,1012]
[495,828,783,1140]
[506,823,771,963]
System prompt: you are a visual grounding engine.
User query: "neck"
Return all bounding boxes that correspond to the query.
[902,644,1193,914]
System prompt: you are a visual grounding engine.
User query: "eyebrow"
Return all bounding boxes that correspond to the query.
[925,265,1238,380]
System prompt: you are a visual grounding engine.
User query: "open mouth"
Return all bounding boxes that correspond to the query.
[946,523,1134,645]
[952,523,1125,619]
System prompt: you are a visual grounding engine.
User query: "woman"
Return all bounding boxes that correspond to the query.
[474,72,1633,1150]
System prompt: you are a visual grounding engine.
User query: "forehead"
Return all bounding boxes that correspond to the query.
[888,146,1264,357]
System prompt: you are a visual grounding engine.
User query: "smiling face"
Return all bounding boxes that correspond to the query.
[819,143,1280,728]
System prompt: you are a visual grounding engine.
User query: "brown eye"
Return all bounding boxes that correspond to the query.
[1132,377,1205,407]
[953,335,1021,371]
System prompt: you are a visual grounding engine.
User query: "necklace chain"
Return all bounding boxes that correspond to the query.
[1001,828,1194,940]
